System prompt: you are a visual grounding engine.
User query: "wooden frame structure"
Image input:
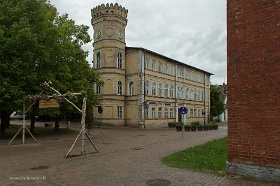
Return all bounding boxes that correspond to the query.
[7,81,99,157]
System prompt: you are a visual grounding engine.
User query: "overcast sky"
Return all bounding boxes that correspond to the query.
[49,0,227,85]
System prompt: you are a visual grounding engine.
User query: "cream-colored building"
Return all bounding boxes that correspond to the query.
[91,3,212,127]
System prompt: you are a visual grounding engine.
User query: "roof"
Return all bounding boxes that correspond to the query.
[126,46,214,75]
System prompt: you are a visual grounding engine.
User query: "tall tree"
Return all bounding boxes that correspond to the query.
[210,84,226,121]
[0,0,102,133]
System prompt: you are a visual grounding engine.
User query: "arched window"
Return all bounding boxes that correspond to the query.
[145,80,149,96]
[186,70,189,79]
[117,81,123,95]
[170,66,174,75]
[190,89,193,100]
[164,64,168,74]
[152,60,156,71]
[117,52,123,69]
[152,82,157,96]
[158,83,162,97]
[145,57,149,69]
[170,85,174,98]
[164,84,168,97]
[177,86,180,99]
[129,81,134,95]
[202,91,205,101]
[96,52,101,68]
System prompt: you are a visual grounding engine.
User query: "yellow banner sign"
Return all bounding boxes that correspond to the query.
[39,99,60,109]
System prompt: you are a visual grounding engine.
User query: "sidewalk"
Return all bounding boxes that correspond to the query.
[0,124,279,186]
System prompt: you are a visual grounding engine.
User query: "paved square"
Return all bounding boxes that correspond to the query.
[0,124,278,185]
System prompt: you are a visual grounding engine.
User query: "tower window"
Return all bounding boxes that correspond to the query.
[129,81,134,95]
[117,52,123,69]
[96,84,101,95]
[96,52,101,68]
[117,106,123,118]
[117,81,123,95]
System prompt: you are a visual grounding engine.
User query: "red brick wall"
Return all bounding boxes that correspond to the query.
[227,0,280,168]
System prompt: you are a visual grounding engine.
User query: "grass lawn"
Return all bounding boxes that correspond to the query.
[161,137,228,176]
[0,124,77,139]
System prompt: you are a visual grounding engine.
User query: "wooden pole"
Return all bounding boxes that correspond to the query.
[81,96,87,155]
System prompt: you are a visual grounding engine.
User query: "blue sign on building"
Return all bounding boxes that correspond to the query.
[180,107,188,114]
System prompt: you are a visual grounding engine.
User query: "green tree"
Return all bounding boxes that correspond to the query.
[0,0,102,133]
[210,84,226,121]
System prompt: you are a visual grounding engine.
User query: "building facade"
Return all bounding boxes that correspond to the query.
[91,3,212,127]
[227,0,280,181]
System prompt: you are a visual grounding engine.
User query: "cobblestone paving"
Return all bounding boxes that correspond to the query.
[0,124,279,186]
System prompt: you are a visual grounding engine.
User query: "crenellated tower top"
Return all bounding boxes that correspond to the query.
[91,3,128,19]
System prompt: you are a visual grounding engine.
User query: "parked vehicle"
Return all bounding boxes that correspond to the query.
[10,111,25,119]
[35,115,55,122]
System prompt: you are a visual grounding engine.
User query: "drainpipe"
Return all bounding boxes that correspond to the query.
[175,63,178,122]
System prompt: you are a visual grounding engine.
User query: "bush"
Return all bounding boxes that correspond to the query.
[168,122,176,128]
[191,122,200,127]
[184,124,191,131]
[175,122,183,128]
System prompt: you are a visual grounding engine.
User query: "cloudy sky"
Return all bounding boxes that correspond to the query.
[49,0,227,85]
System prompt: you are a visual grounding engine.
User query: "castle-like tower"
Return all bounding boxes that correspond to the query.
[91,3,128,126]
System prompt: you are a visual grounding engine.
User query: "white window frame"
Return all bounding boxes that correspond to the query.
[96,52,101,68]
[159,62,163,72]
[152,82,157,96]
[145,57,149,69]
[129,81,134,95]
[145,80,149,96]
[152,108,156,118]
[170,85,174,98]
[158,83,162,97]
[164,63,168,74]
[152,60,156,71]
[164,84,168,97]
[96,84,101,95]
[158,107,162,118]
[164,108,168,118]
[117,52,123,69]
[117,106,123,118]
[170,65,174,76]
[170,108,174,118]
[117,81,123,95]
[145,107,149,118]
